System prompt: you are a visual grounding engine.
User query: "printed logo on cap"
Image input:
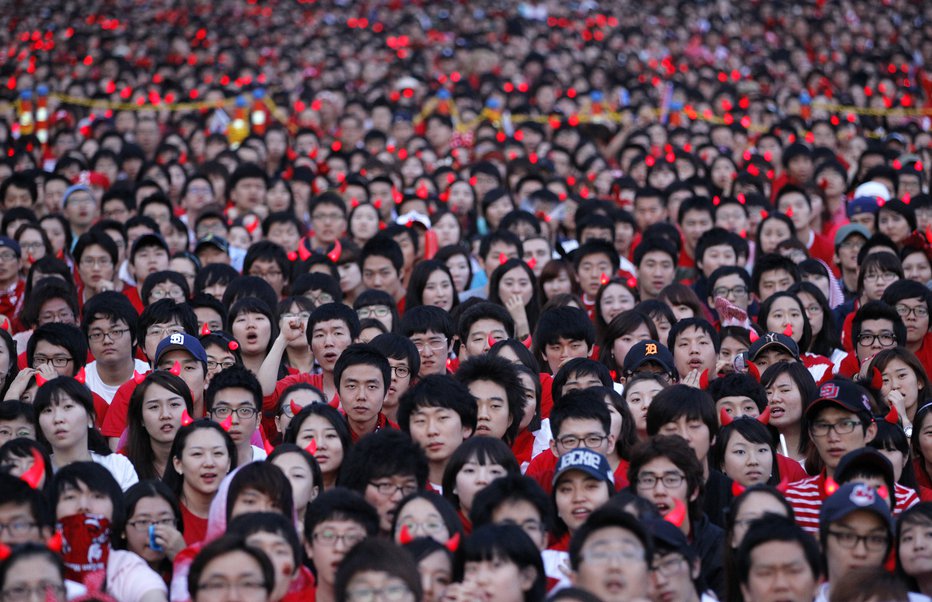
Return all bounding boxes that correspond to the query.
[170,333,185,345]
[645,343,657,355]
[849,483,876,507]
[820,383,840,399]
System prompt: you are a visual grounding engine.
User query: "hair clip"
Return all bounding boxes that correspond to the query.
[871,367,884,391]
[181,409,194,427]
[326,239,342,263]
[884,405,900,425]
[698,369,710,390]
[526,257,537,270]
[522,335,532,349]
[46,531,62,553]
[731,481,746,497]
[200,323,212,336]
[133,370,147,384]
[20,448,45,490]
[757,406,771,425]
[445,532,460,552]
[720,407,734,426]
[664,498,687,528]
[263,438,275,455]
[228,340,239,351]
[746,362,761,382]
[782,324,793,337]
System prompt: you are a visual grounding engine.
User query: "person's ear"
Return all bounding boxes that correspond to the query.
[549,438,559,458]
[518,566,537,592]
[690,557,701,580]
[304,539,314,560]
[172,455,183,477]
[865,421,878,444]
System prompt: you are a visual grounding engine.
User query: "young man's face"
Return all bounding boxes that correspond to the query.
[467,379,512,440]
[672,326,717,380]
[365,474,419,533]
[634,196,667,231]
[337,363,386,429]
[483,241,520,278]
[306,519,368,590]
[657,416,713,468]
[752,348,795,373]
[462,319,509,361]
[31,340,76,378]
[362,256,403,298]
[741,540,819,602]
[549,417,614,459]
[637,250,675,299]
[680,209,713,254]
[635,456,694,519]
[0,417,34,445]
[231,177,267,212]
[649,551,700,602]
[892,297,929,346]
[131,245,170,280]
[408,405,471,465]
[248,259,286,298]
[777,192,811,233]
[823,510,889,583]
[384,356,413,412]
[572,526,650,601]
[87,317,134,367]
[835,235,866,272]
[410,329,450,377]
[699,243,737,279]
[757,268,794,303]
[392,233,416,273]
[577,251,615,298]
[158,350,207,404]
[310,319,354,372]
[709,273,750,311]
[543,337,591,374]
[490,500,548,551]
[210,386,259,448]
[809,406,876,473]
[855,318,898,363]
[0,502,44,545]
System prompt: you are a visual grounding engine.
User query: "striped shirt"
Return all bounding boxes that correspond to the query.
[785,472,920,534]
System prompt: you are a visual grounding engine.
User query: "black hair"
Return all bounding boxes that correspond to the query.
[469,475,553,534]
[856,252,905,294]
[852,301,907,352]
[333,343,392,393]
[81,290,140,348]
[140,270,190,307]
[125,372,195,481]
[359,235,404,272]
[788,281,841,356]
[399,305,454,339]
[629,434,705,520]
[489,339,540,373]
[161,419,238,498]
[633,236,677,267]
[707,372,768,411]
[72,230,118,267]
[188,293,228,331]
[0,471,52,530]
[455,355,525,444]
[226,461,295,521]
[397,374,478,433]
[390,490,464,542]
[757,291,813,353]
[441,437,521,512]
[113,478,182,578]
[368,333,420,378]
[711,417,782,486]
[32,377,111,456]
[187,534,275,600]
[646,384,717,438]
[335,538,424,602]
[51,461,125,526]
[338,429,428,491]
[221,276,279,318]
[19,279,79,331]
[205,364,262,413]
[454,524,545,602]
[750,253,801,297]
[666,317,721,353]
[26,323,88,372]
[550,388,613,440]
[304,486,380,544]
[477,230,524,262]
[291,273,343,303]
[551,358,613,405]
[266,443,324,507]
[404,259,460,311]
[307,302,362,344]
[568,505,653,570]
[194,263,240,295]
[533,306,596,369]
[735,514,820,587]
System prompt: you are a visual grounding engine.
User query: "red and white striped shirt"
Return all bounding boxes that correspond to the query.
[785,472,920,534]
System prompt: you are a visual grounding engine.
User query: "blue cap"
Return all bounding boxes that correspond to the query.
[820,482,893,533]
[0,237,21,258]
[847,196,881,218]
[553,449,614,487]
[154,333,208,365]
[61,184,93,208]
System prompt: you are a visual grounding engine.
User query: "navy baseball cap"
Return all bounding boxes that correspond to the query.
[154,332,208,365]
[747,332,799,362]
[622,340,675,376]
[847,196,881,218]
[553,449,614,487]
[805,379,874,421]
[820,482,893,533]
[0,237,21,258]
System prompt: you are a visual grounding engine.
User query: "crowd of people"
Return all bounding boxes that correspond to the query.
[0,0,930,601]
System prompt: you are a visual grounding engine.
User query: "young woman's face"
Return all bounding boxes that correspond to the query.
[878,209,912,244]
[599,284,636,325]
[77,244,115,292]
[765,296,805,344]
[881,357,923,414]
[266,181,292,213]
[444,255,471,293]
[542,269,573,300]
[516,371,538,432]
[498,267,533,306]
[612,322,654,368]
[350,205,380,243]
[40,219,66,253]
[903,252,932,284]
[394,497,450,544]
[125,495,176,563]
[39,394,91,452]
[718,336,749,366]
[141,383,187,446]
[271,452,318,513]
[418,550,453,602]
[730,491,789,548]
[722,431,774,488]
[337,262,362,294]
[422,269,455,311]
[462,553,535,602]
[862,266,898,301]
[433,213,461,248]
[796,292,824,338]
[555,470,611,533]
[447,182,475,216]
[625,379,664,437]
[232,311,272,355]
[193,550,268,602]
[766,373,804,431]
[454,456,510,514]
[56,480,114,521]
[898,518,932,581]
[294,414,344,478]
[174,428,232,496]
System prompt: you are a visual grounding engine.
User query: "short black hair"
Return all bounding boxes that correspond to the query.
[707,372,768,411]
[397,374,478,433]
[751,253,801,297]
[399,305,454,339]
[551,358,613,404]
[695,227,739,268]
[666,317,721,353]
[469,475,553,533]
[646,384,717,437]
[628,435,705,519]
[736,514,820,586]
[304,487,380,543]
[205,364,262,412]
[478,230,523,261]
[307,302,362,344]
[455,355,525,444]
[81,291,140,348]
[633,236,677,267]
[550,388,612,438]
[225,462,294,521]
[533,306,595,349]
[852,301,907,350]
[457,302,516,343]
[359,235,404,272]
[73,230,118,266]
[27,323,88,372]
[572,240,620,273]
[338,430,429,492]
[333,343,391,392]
[568,505,652,570]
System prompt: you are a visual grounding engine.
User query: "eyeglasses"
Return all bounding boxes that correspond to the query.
[390,365,411,379]
[210,406,259,419]
[281,312,311,321]
[249,269,283,279]
[827,530,889,551]
[0,583,66,602]
[636,472,686,490]
[88,328,129,342]
[581,544,644,565]
[38,310,74,323]
[79,257,113,268]
[306,293,334,305]
[150,288,186,301]
[32,355,72,368]
[857,332,896,347]
[357,306,390,319]
[0,252,18,263]
[804,304,822,314]
[146,325,185,339]
[195,579,267,600]
[810,419,861,437]
[864,271,897,283]
[652,555,687,577]
[368,481,419,497]
[207,360,236,372]
[712,285,749,299]
[412,338,447,353]
[0,521,36,536]
[126,518,175,531]
[346,584,412,602]
[556,434,608,449]
[397,519,446,537]
[312,528,367,547]
[896,304,929,319]
[19,241,45,252]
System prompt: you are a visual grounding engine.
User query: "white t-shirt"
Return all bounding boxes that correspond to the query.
[90,451,139,491]
[107,549,168,602]
[84,359,150,404]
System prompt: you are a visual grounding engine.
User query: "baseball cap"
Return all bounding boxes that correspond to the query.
[834,224,870,249]
[61,184,93,208]
[395,211,431,229]
[645,519,694,561]
[854,181,891,202]
[846,196,881,218]
[804,379,874,421]
[194,234,230,254]
[0,237,21,258]
[154,332,208,366]
[819,482,893,533]
[747,332,799,362]
[622,340,675,376]
[552,449,614,487]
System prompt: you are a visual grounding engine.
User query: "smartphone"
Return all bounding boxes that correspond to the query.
[149,524,163,552]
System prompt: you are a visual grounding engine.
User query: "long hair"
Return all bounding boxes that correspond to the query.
[162,419,237,498]
[32,377,111,456]
[756,291,813,353]
[405,259,460,312]
[788,281,841,356]
[125,372,195,481]
[488,258,541,334]
[597,310,658,376]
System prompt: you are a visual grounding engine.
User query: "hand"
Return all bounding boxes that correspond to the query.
[886,389,907,418]
[682,368,701,389]
[152,524,186,561]
[4,368,36,401]
[36,363,58,381]
[441,580,483,602]
[714,359,733,375]
[279,316,307,345]
[504,294,530,335]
